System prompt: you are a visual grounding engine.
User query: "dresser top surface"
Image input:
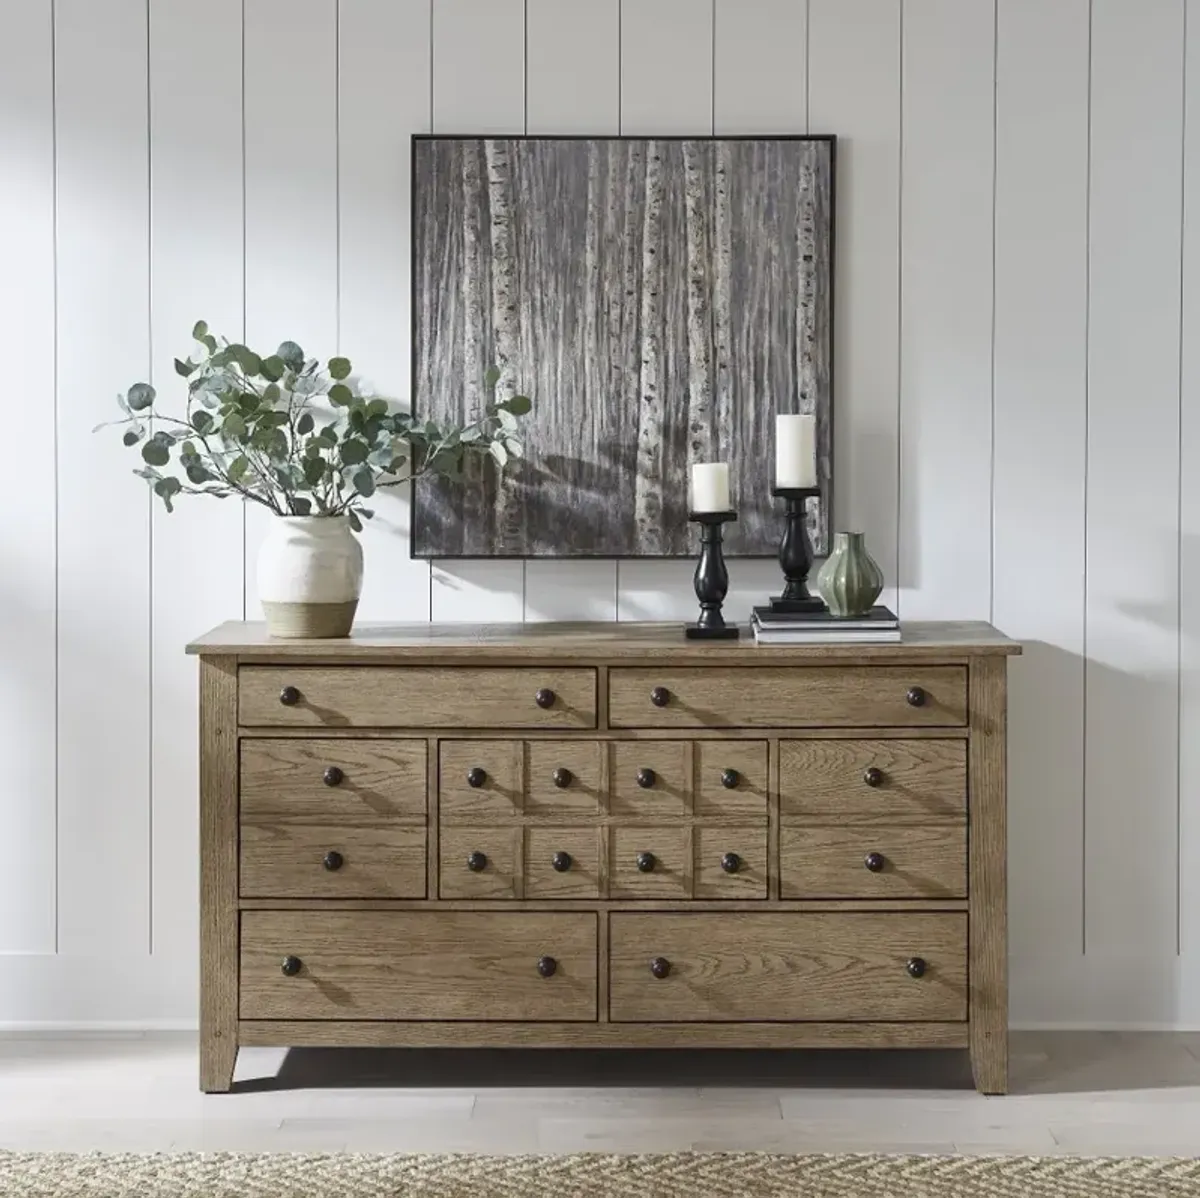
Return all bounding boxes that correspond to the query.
[187,620,1020,661]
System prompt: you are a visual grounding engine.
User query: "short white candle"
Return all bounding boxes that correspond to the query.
[775,413,817,488]
[691,462,730,513]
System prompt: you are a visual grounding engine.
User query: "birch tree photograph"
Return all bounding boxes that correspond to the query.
[412,136,834,558]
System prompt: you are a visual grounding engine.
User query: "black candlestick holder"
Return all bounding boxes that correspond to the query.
[685,510,740,640]
[769,486,826,614]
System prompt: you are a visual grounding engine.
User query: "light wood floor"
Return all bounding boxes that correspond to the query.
[0,1032,1198,1155]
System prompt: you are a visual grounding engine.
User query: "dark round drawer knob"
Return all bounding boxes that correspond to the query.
[553,767,573,789]
[323,765,344,787]
[864,851,886,873]
[650,686,670,708]
[278,685,300,706]
[322,850,344,872]
[535,687,556,709]
[636,851,657,873]
[906,686,927,707]
[721,768,740,789]
[552,850,573,873]
[466,766,487,788]
[467,850,488,873]
[721,851,742,874]
[537,955,558,978]
[636,767,657,789]
[650,956,671,979]
[907,956,928,979]
[280,955,302,977]
[863,766,884,788]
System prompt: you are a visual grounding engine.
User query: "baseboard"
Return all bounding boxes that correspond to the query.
[0,1020,197,1034]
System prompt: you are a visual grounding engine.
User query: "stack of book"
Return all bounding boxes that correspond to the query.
[749,605,900,644]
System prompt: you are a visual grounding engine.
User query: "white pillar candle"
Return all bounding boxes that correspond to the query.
[775,413,817,488]
[691,462,730,513]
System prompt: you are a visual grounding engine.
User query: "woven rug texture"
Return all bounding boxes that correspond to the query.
[1,1151,1199,1197]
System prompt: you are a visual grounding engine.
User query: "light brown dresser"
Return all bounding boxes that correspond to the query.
[187,620,1019,1094]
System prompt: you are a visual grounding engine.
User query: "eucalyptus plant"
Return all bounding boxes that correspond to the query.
[100,322,530,530]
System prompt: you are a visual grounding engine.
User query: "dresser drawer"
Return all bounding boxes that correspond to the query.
[608,912,967,1022]
[608,667,967,728]
[779,826,967,899]
[694,826,768,899]
[780,739,966,823]
[525,827,603,899]
[241,911,598,1021]
[439,741,524,823]
[240,824,426,899]
[239,667,597,728]
[610,826,689,899]
[609,742,689,818]
[241,739,427,824]
[695,741,768,818]
[440,827,521,899]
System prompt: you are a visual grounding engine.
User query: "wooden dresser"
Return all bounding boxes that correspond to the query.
[188,620,1019,1094]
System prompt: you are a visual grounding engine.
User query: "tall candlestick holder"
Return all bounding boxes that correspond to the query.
[769,486,826,614]
[685,510,740,639]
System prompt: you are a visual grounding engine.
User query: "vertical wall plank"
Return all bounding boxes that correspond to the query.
[1086,0,1184,957]
[242,0,339,618]
[429,0,526,620]
[1182,0,1200,981]
[148,0,245,961]
[714,0,807,133]
[0,0,57,952]
[992,0,1089,966]
[55,0,151,954]
[524,0,619,621]
[898,0,995,621]
[340,0,432,623]
[808,0,901,611]
[616,0,714,620]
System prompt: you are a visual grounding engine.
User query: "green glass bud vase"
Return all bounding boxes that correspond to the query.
[815,531,884,618]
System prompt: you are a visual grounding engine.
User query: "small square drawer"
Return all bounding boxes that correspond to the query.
[608,912,967,1022]
[526,742,604,817]
[694,741,768,818]
[608,667,967,728]
[525,827,603,899]
[780,739,966,823]
[440,741,524,823]
[240,667,597,729]
[609,742,689,818]
[440,828,521,899]
[610,826,688,899]
[780,825,967,899]
[241,911,598,1021]
[693,826,767,899]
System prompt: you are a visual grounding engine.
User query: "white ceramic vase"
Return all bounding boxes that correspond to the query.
[257,515,363,638]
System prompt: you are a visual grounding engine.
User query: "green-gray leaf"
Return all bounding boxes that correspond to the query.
[142,440,170,467]
[127,383,156,411]
[259,355,284,382]
[174,358,195,378]
[340,439,369,466]
[499,394,532,416]
[328,356,352,380]
[348,509,363,533]
[191,410,213,434]
[484,365,501,389]
[277,340,305,371]
[297,412,314,436]
[328,383,352,407]
[292,497,312,516]
[122,428,141,447]
[221,413,247,440]
[353,468,375,498]
[192,319,209,341]
[227,455,249,483]
[185,461,212,485]
[303,457,325,486]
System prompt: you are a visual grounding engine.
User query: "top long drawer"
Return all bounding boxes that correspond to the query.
[239,667,598,728]
[608,667,967,728]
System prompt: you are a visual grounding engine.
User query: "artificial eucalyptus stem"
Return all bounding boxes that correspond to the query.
[99,322,531,526]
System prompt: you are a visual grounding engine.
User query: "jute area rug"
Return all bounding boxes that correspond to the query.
[1,1152,1199,1197]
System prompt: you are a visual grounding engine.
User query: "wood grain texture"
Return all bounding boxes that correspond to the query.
[526,742,605,816]
[609,667,968,728]
[190,620,1021,659]
[610,827,689,899]
[238,897,970,913]
[239,824,426,900]
[439,828,522,900]
[240,739,427,824]
[239,1020,969,1049]
[608,912,968,1023]
[439,740,525,822]
[238,667,598,728]
[239,910,598,1021]
[694,826,768,899]
[779,825,966,900]
[199,657,238,1092]
[779,739,966,823]
[610,741,691,817]
[695,741,769,817]
[969,657,1009,1094]
[525,827,604,899]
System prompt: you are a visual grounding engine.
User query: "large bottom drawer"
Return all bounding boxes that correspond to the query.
[240,911,598,1021]
[608,912,967,1023]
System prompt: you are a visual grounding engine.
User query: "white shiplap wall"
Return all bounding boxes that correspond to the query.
[0,0,1196,1027]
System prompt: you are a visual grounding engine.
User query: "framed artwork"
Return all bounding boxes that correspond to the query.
[411,135,834,558]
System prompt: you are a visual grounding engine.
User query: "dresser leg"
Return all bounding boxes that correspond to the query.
[200,1035,238,1093]
[970,1028,1008,1095]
